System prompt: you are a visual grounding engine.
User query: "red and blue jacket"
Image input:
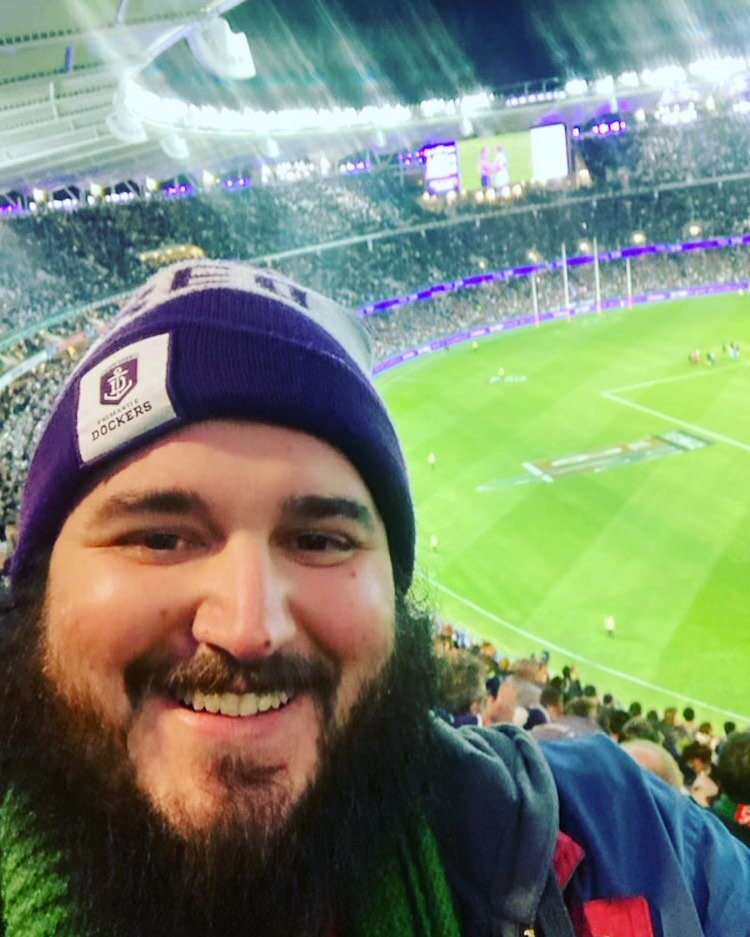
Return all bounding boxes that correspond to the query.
[430,721,750,936]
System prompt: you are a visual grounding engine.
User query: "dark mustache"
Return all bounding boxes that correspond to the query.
[125,649,338,717]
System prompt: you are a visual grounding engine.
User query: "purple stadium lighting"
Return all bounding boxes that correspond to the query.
[221,175,251,190]
[360,233,750,325]
[162,182,194,198]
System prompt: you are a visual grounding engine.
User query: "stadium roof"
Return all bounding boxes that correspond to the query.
[3,0,750,194]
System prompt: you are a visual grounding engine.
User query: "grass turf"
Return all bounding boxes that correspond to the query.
[376,292,750,723]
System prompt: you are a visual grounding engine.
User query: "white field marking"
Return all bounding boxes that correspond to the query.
[601,391,750,454]
[475,477,533,492]
[604,359,750,396]
[419,573,750,721]
[522,461,554,482]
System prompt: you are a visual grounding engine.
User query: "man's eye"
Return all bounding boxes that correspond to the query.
[137,531,184,551]
[293,531,356,553]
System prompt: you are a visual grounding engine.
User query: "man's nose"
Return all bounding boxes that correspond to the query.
[190,535,297,660]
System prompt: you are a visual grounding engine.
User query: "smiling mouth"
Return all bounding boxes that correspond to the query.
[177,689,296,718]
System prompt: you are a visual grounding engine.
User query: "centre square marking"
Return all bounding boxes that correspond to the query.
[530,430,711,481]
[476,431,710,492]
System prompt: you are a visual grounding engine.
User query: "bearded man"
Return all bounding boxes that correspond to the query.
[2,260,748,937]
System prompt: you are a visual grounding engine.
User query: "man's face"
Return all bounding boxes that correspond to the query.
[43,420,395,840]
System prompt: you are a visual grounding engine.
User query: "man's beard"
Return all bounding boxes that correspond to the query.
[0,580,439,937]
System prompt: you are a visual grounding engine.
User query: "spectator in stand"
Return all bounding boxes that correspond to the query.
[523,683,564,731]
[604,708,634,742]
[683,742,720,807]
[695,721,718,752]
[509,658,544,710]
[621,739,684,790]
[711,732,750,847]
[682,706,698,739]
[531,695,602,740]
[434,648,486,727]
[560,664,582,702]
[620,716,663,745]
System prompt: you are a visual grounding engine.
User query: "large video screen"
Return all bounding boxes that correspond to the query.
[456,126,568,190]
[530,124,569,183]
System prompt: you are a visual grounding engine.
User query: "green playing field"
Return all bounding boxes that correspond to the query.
[376,292,750,722]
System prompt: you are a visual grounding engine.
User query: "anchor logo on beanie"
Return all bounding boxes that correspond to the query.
[100,358,137,405]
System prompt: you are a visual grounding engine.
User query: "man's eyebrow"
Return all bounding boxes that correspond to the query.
[281,495,375,529]
[91,489,209,523]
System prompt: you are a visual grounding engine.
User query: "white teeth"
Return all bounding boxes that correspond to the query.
[219,693,239,717]
[178,689,294,717]
[239,694,259,717]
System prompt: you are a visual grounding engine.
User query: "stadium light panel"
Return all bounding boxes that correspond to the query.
[419,98,455,118]
[459,91,492,115]
[617,72,640,89]
[594,75,615,96]
[564,78,589,96]
[688,56,746,83]
[640,65,688,89]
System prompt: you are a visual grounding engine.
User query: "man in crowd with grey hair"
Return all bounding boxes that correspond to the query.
[1,260,748,937]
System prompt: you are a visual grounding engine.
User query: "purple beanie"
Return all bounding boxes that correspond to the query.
[10,260,414,592]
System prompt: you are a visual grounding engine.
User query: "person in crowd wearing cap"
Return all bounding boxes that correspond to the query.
[1,260,748,937]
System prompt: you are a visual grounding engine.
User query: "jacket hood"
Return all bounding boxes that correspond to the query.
[430,719,559,933]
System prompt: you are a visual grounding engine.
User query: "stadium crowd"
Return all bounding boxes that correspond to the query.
[2,158,750,342]
[3,170,750,558]
[433,626,750,848]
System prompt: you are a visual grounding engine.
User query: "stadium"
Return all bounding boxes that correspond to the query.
[1,0,750,822]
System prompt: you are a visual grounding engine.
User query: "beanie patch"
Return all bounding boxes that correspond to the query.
[76,333,177,464]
